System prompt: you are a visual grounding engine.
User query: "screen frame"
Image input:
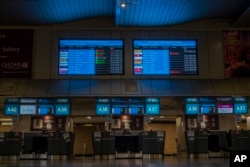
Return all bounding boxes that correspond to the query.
[132,39,199,76]
[58,38,125,76]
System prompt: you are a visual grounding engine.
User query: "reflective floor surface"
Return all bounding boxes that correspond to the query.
[0,157,230,167]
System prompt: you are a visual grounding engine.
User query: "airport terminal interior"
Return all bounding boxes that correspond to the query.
[1,0,250,166]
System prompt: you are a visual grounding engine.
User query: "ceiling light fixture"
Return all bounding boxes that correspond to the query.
[121,3,126,8]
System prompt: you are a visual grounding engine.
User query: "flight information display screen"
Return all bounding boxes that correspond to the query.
[58,39,124,75]
[133,40,198,75]
[217,104,233,114]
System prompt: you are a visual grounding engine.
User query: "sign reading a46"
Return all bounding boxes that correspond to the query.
[5,104,19,115]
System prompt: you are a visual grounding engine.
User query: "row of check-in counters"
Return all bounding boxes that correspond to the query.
[0,131,74,160]
[185,129,250,158]
[4,129,246,160]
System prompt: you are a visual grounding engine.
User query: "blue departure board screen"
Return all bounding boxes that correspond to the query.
[38,104,54,115]
[112,105,127,115]
[20,105,37,115]
[58,39,124,75]
[145,97,160,103]
[185,97,199,103]
[200,103,216,114]
[133,40,198,75]
[128,104,144,115]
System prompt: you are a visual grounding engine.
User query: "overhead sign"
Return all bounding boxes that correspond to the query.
[55,104,70,115]
[4,104,19,115]
[145,104,160,115]
[185,103,200,115]
[96,104,110,115]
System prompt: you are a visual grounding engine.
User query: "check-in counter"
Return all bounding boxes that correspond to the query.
[206,131,228,157]
[185,130,208,158]
[21,131,74,160]
[114,131,142,159]
[0,132,22,160]
[231,130,250,151]
[92,131,115,159]
[141,131,165,159]
[92,131,165,159]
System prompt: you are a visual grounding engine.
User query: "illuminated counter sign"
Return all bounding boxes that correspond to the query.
[38,104,54,115]
[200,104,216,114]
[111,98,128,103]
[199,97,216,103]
[216,97,233,103]
[56,98,70,103]
[145,104,160,115]
[20,105,37,115]
[55,104,70,115]
[96,104,111,115]
[112,105,127,115]
[234,103,248,114]
[217,104,233,114]
[4,104,19,115]
[185,103,200,115]
[128,97,144,103]
[96,98,110,103]
[233,97,247,103]
[185,97,199,103]
[145,97,160,103]
[38,98,55,103]
[20,98,37,103]
[5,98,20,103]
[128,104,144,115]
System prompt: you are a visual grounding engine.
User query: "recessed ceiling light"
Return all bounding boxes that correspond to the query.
[121,3,126,8]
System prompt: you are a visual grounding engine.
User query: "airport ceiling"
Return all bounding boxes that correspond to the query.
[0,0,250,28]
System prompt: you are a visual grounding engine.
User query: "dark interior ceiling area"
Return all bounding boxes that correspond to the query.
[0,0,250,28]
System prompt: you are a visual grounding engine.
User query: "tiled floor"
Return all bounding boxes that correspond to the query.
[0,156,230,167]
